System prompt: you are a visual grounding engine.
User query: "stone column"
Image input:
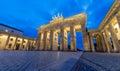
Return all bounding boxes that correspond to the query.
[103,30,111,53]
[43,31,47,50]
[104,29,113,52]
[37,33,41,50]
[60,29,68,51]
[50,30,54,50]
[39,33,43,50]
[108,24,120,52]
[40,33,44,50]
[26,39,29,51]
[89,33,95,52]
[60,29,64,51]
[13,37,18,50]
[21,38,24,50]
[45,33,50,50]
[96,36,99,51]
[5,34,10,50]
[116,15,120,28]
[81,24,90,51]
[53,32,58,51]
[96,36,102,51]
[99,33,107,52]
[70,26,76,51]
[64,30,68,51]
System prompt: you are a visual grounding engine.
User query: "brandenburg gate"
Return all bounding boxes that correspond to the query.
[37,13,90,51]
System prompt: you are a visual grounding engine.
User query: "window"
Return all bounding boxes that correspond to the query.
[23,41,26,43]
[18,40,20,42]
[10,38,13,41]
[8,44,12,48]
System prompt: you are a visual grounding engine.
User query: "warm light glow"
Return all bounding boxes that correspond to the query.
[114,23,119,29]
[109,32,110,35]
[103,33,105,35]
[1,35,7,38]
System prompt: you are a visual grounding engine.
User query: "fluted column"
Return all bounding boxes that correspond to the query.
[26,39,29,51]
[99,33,107,52]
[50,30,54,50]
[53,32,58,51]
[60,29,64,51]
[81,24,90,51]
[89,33,95,52]
[96,36,99,51]
[108,24,120,52]
[43,31,47,50]
[21,38,24,50]
[70,26,76,51]
[64,30,68,51]
[60,29,68,51]
[103,30,111,53]
[5,34,10,50]
[13,37,18,50]
[37,33,41,50]
[96,36,102,51]
[104,29,113,52]
[46,33,50,50]
[39,33,44,50]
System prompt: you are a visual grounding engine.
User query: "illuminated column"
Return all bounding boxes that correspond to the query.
[40,33,44,50]
[64,30,68,51]
[116,15,120,28]
[13,37,18,50]
[26,39,29,51]
[104,29,113,52]
[43,31,47,50]
[89,33,95,52]
[5,34,10,50]
[60,29,68,51]
[108,24,120,52]
[70,26,76,51]
[103,30,111,53]
[37,33,41,50]
[99,33,107,52]
[96,35,104,52]
[96,36,101,51]
[52,31,58,51]
[60,29,64,51]
[81,24,90,51]
[29,41,31,50]
[46,32,50,50]
[21,38,24,50]
[50,30,54,50]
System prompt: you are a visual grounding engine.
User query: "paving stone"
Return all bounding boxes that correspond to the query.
[0,51,82,71]
[73,52,120,71]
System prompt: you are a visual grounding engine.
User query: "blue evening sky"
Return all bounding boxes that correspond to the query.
[0,0,114,49]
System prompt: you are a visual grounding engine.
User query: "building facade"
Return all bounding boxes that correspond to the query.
[37,13,90,51]
[88,0,120,53]
[37,0,120,52]
[0,24,37,50]
[0,24,23,35]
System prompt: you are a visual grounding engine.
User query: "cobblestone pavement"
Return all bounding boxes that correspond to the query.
[0,51,82,71]
[73,52,120,71]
